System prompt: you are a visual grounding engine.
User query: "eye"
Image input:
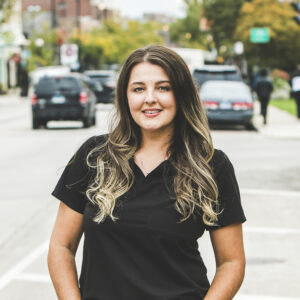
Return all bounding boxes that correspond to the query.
[133,87,144,92]
[158,86,171,92]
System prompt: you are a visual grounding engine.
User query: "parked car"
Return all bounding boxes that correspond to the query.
[193,65,242,88]
[199,80,254,130]
[31,73,97,129]
[84,70,117,103]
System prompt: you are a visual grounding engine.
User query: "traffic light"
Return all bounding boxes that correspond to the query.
[292,2,300,25]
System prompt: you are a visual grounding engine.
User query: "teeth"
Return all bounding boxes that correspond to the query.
[144,110,160,114]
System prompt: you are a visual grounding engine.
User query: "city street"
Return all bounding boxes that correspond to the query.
[0,95,300,299]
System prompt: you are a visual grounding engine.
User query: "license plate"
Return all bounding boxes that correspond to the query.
[51,95,66,104]
[219,102,232,109]
[38,98,46,105]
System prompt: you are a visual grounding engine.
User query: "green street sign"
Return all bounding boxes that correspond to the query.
[250,27,270,43]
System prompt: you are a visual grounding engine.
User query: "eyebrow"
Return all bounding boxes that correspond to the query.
[129,80,171,86]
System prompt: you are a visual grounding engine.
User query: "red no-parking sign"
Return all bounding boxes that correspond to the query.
[60,44,78,66]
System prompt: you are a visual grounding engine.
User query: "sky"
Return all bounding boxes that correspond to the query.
[110,0,186,19]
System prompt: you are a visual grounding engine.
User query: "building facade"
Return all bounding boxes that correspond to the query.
[22,0,118,39]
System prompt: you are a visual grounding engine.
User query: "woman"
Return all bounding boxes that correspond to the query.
[48,45,246,300]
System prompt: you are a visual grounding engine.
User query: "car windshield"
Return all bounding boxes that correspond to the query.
[89,75,112,84]
[35,77,79,94]
[193,70,241,86]
[200,82,251,101]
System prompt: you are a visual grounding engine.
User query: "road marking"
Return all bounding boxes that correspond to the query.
[241,188,300,197]
[236,295,300,300]
[244,226,300,235]
[0,240,49,290]
[241,188,300,198]
[14,272,51,283]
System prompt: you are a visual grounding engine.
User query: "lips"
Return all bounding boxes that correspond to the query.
[142,108,162,117]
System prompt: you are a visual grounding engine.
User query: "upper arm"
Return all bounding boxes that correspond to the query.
[209,223,245,267]
[49,202,84,255]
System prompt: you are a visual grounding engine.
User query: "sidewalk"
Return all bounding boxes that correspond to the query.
[0,89,26,105]
[254,101,300,139]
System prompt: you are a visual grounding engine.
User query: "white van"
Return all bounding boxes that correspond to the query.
[171,48,206,73]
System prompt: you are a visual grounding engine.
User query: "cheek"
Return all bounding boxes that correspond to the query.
[128,98,140,113]
[164,95,177,113]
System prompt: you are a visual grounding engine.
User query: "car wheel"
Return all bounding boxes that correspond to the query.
[32,117,40,130]
[92,113,96,126]
[245,123,257,131]
[83,117,91,128]
[40,120,47,128]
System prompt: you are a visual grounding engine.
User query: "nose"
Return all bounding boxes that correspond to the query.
[144,88,157,104]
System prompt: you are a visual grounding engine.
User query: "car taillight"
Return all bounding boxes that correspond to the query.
[79,92,88,104]
[232,102,253,110]
[203,101,219,110]
[31,94,37,105]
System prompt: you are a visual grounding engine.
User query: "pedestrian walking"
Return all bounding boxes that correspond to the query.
[255,69,273,125]
[290,65,300,119]
[48,45,246,300]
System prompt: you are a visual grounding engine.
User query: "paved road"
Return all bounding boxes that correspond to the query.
[0,96,299,299]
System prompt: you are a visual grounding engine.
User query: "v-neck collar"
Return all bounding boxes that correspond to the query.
[131,158,169,179]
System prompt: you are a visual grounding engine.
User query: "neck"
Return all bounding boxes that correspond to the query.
[139,129,173,154]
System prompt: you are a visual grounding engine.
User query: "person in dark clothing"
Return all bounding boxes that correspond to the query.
[255,69,273,125]
[290,65,300,119]
[48,45,246,300]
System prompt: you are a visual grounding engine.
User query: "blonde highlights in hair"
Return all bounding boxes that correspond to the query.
[86,45,219,225]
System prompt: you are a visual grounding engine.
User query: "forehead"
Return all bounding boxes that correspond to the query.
[128,62,169,83]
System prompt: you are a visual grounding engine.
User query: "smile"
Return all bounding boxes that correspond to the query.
[143,110,161,114]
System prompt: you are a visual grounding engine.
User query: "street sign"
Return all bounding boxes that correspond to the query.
[250,27,270,43]
[60,44,78,66]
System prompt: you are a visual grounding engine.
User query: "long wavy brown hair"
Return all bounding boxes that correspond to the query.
[86,45,219,225]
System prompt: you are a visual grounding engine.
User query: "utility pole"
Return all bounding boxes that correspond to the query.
[76,0,81,36]
[51,0,58,64]
[51,0,56,29]
[76,0,81,70]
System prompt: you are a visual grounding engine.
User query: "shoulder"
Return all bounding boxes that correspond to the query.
[209,149,233,178]
[76,134,108,156]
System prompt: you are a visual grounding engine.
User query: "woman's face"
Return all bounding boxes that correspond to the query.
[126,62,177,136]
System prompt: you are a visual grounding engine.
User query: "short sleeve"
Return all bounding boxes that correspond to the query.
[206,150,246,230]
[51,135,102,214]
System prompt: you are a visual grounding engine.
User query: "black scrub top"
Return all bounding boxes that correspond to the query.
[52,135,246,300]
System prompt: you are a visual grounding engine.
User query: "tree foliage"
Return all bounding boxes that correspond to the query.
[203,0,245,53]
[73,20,163,69]
[169,0,206,48]
[234,0,300,71]
[27,25,56,71]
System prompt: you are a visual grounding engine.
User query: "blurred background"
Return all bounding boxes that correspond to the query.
[0,0,300,299]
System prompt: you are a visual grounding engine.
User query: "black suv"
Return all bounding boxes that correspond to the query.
[193,65,243,88]
[31,73,97,129]
[84,70,116,103]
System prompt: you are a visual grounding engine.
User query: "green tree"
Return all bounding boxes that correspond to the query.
[169,0,206,48]
[234,0,300,71]
[74,20,163,69]
[203,0,245,53]
[27,25,56,71]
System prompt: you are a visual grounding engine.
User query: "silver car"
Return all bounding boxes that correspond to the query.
[199,80,255,130]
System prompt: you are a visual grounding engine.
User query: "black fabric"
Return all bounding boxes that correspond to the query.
[294,91,300,118]
[52,135,246,300]
[255,79,273,99]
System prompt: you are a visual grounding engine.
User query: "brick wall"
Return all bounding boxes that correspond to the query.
[22,0,98,18]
